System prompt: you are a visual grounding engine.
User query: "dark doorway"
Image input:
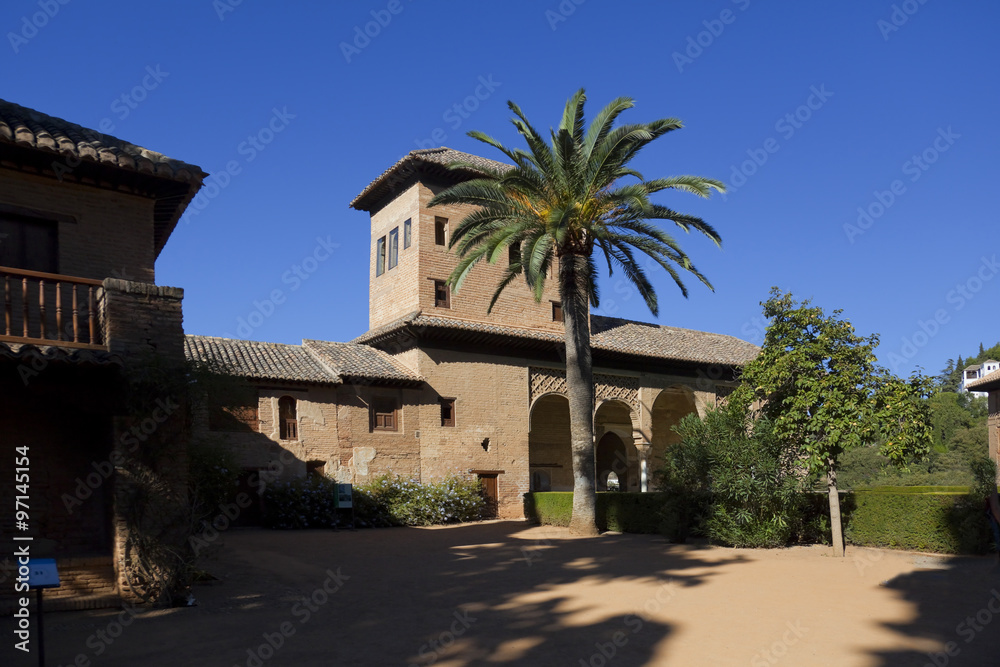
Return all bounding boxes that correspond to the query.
[596,432,628,491]
[477,473,498,519]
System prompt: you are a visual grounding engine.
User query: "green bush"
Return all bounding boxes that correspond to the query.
[844,491,990,554]
[524,492,676,534]
[262,477,339,529]
[355,475,484,527]
[188,437,241,524]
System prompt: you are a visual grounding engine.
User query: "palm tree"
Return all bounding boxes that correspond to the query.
[428,89,725,535]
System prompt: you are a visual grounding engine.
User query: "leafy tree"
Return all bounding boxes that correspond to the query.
[938,359,958,393]
[429,90,724,535]
[737,289,934,556]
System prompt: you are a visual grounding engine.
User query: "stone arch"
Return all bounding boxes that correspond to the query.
[594,399,640,492]
[596,431,628,491]
[649,385,699,485]
[528,393,572,491]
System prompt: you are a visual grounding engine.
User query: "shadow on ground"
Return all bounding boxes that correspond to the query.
[22,521,746,666]
[866,554,1000,667]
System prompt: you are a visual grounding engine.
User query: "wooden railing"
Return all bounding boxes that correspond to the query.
[0,266,105,349]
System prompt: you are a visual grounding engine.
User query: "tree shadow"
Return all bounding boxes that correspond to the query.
[39,521,749,666]
[865,554,1000,666]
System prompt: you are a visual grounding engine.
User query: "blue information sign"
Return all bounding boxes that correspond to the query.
[28,558,60,589]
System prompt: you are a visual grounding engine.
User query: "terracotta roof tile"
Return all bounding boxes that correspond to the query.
[185,336,338,384]
[967,367,1000,392]
[184,335,422,385]
[0,342,124,368]
[302,339,423,383]
[0,98,206,184]
[352,312,759,367]
[350,146,511,211]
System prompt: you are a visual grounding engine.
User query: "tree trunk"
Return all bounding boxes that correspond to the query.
[561,253,599,536]
[827,461,845,557]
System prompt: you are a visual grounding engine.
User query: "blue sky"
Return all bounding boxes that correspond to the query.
[3,0,997,377]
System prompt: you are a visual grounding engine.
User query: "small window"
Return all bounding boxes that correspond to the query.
[375,236,386,276]
[434,280,450,308]
[388,228,399,270]
[440,398,455,427]
[434,217,447,246]
[0,215,58,273]
[279,396,298,440]
[403,218,412,249]
[371,397,398,432]
[508,242,520,266]
[306,460,326,478]
[551,301,563,322]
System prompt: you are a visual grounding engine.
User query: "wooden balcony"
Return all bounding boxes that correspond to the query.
[1,266,105,349]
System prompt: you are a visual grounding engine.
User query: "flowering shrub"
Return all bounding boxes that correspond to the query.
[262,477,339,529]
[261,474,485,529]
[356,475,485,527]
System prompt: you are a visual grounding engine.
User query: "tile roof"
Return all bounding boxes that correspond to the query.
[967,368,1000,392]
[0,98,206,184]
[590,315,760,366]
[184,335,421,385]
[0,341,124,368]
[302,339,423,383]
[353,312,759,367]
[350,146,511,211]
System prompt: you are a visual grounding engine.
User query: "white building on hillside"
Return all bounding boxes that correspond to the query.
[962,359,1000,397]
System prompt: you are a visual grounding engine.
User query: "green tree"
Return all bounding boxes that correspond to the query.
[737,289,934,556]
[429,90,725,535]
[938,359,958,393]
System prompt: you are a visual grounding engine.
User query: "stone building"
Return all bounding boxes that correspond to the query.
[186,147,759,518]
[0,99,204,611]
[967,369,1000,479]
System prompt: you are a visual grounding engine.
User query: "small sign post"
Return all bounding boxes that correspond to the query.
[334,484,354,529]
[28,558,60,667]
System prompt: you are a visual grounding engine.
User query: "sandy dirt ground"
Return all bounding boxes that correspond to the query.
[4,521,1000,666]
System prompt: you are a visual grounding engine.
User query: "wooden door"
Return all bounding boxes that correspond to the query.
[478,474,498,519]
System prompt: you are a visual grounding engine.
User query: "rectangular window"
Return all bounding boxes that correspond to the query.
[0,215,58,273]
[403,218,412,249]
[434,280,450,308]
[371,397,398,431]
[440,398,455,427]
[388,228,399,270]
[434,217,447,246]
[551,301,563,322]
[375,236,386,276]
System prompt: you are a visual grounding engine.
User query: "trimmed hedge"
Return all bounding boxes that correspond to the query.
[526,489,995,554]
[844,491,989,554]
[523,492,667,534]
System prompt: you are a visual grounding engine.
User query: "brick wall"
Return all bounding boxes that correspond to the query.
[367,181,564,335]
[102,279,185,364]
[989,390,999,482]
[0,169,156,282]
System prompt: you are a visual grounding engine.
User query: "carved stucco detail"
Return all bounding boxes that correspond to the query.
[529,367,638,411]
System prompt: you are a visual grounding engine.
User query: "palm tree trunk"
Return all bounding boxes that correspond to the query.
[560,253,599,536]
[828,460,845,557]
